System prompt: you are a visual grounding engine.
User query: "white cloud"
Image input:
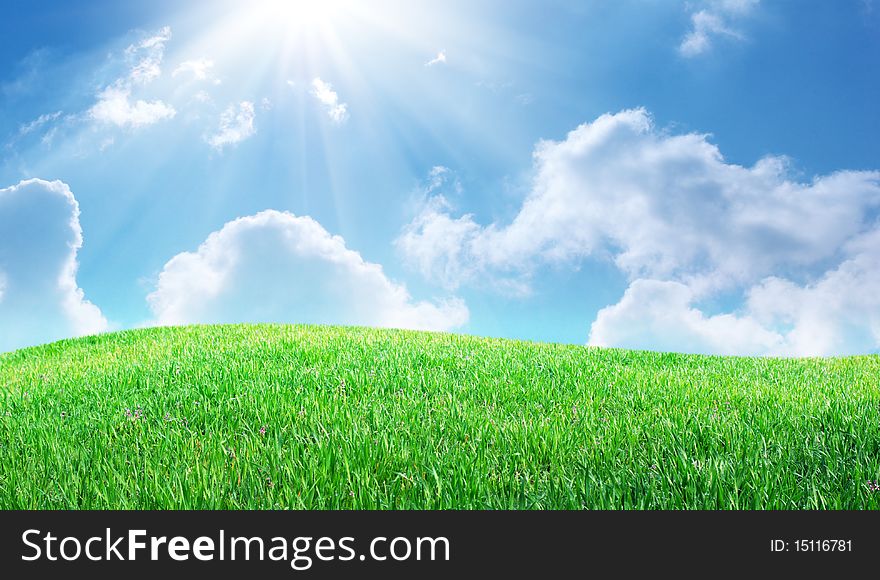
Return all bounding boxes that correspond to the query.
[396,167,492,293]
[41,126,60,147]
[590,238,880,356]
[125,26,172,85]
[172,58,215,81]
[397,195,484,292]
[147,210,467,332]
[425,50,447,67]
[134,26,172,50]
[90,85,176,128]
[588,279,784,355]
[88,26,176,128]
[206,101,256,151]
[18,111,62,136]
[401,109,880,293]
[424,165,459,194]
[399,108,880,355]
[742,232,880,355]
[0,179,108,353]
[311,78,349,124]
[679,0,759,57]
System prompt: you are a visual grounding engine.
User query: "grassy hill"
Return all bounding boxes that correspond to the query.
[1,324,878,509]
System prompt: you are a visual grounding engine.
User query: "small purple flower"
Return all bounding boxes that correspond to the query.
[125,407,143,421]
[259,425,267,436]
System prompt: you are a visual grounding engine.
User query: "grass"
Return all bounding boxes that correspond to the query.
[1,323,879,509]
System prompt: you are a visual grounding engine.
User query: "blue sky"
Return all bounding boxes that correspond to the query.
[1,0,879,355]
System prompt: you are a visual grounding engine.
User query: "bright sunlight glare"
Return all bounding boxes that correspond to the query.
[261,0,353,30]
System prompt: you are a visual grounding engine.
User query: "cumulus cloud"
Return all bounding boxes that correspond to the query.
[311,78,349,124]
[147,210,468,332]
[425,50,447,67]
[590,239,880,356]
[399,108,880,355]
[679,0,759,57]
[0,179,108,353]
[88,26,176,128]
[89,86,176,128]
[742,233,880,355]
[588,280,784,355]
[206,101,256,150]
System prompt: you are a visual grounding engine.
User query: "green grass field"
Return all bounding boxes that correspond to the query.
[1,324,879,509]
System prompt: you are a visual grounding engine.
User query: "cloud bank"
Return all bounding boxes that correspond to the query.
[398,108,880,355]
[0,179,108,352]
[148,210,467,332]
